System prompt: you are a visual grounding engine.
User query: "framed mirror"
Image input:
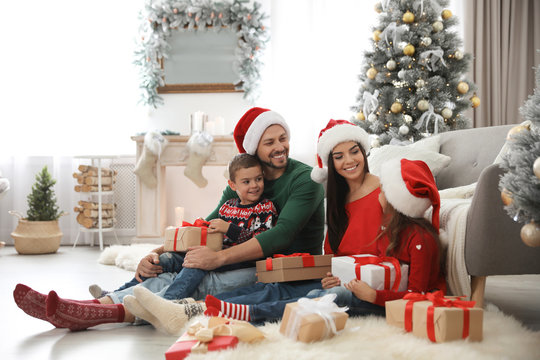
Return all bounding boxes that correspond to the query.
[134,0,268,108]
[158,29,240,94]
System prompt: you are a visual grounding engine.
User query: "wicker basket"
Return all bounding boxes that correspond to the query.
[9,211,63,255]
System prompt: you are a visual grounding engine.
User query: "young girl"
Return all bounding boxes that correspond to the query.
[202,157,446,322]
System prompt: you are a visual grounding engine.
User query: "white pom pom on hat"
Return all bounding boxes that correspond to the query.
[310,119,371,184]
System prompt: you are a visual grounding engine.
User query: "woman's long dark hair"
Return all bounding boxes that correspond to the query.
[326,142,369,253]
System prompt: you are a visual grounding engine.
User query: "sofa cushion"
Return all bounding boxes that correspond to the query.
[368,140,451,177]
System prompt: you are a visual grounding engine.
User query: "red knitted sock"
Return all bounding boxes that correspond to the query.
[13,284,100,328]
[46,291,125,331]
[204,295,251,321]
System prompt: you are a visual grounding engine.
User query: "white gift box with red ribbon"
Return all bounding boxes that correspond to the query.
[331,254,408,291]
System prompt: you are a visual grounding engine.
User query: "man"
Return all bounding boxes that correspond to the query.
[132,107,325,298]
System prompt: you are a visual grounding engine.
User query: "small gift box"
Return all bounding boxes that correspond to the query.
[331,254,408,291]
[165,333,238,360]
[165,317,265,360]
[256,253,333,283]
[164,220,222,252]
[279,294,348,343]
[385,291,483,342]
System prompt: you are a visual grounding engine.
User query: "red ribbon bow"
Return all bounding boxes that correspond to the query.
[265,253,315,271]
[350,255,402,292]
[173,219,211,251]
[403,291,476,342]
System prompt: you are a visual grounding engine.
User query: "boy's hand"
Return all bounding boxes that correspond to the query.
[321,272,341,289]
[208,219,230,234]
[344,279,377,303]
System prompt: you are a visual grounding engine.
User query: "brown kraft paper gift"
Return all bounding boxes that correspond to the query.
[256,254,333,283]
[164,226,223,252]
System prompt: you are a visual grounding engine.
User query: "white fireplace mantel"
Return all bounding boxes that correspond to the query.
[131,135,237,242]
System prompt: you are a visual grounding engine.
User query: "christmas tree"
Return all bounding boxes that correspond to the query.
[351,0,479,146]
[26,166,63,221]
[499,59,540,247]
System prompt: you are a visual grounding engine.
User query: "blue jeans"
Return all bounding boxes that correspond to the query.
[113,252,185,292]
[215,280,322,305]
[249,286,385,322]
[108,267,258,304]
[161,262,254,300]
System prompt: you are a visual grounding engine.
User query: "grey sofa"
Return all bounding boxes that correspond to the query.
[436,125,540,306]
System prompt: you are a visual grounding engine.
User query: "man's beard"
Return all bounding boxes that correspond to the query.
[261,151,288,169]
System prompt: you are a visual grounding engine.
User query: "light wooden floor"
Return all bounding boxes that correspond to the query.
[1,245,539,360]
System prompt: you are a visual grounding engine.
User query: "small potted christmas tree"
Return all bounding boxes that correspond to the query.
[9,166,65,254]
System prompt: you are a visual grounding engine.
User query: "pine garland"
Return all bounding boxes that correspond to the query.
[26,166,63,221]
[134,0,268,108]
[499,60,540,225]
[351,0,478,146]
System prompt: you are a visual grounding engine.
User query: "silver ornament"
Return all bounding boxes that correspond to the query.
[399,125,410,135]
[441,108,453,119]
[417,99,429,111]
[432,21,443,32]
[455,50,463,60]
[421,37,432,46]
[398,70,406,79]
[386,59,397,70]
[415,79,425,88]
[368,113,377,122]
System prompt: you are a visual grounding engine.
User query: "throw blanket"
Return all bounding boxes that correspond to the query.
[426,198,472,297]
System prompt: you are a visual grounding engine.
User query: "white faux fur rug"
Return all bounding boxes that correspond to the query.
[184,304,540,360]
[98,244,157,271]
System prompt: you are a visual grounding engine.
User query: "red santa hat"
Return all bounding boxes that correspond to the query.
[233,107,290,155]
[311,119,370,184]
[379,158,440,232]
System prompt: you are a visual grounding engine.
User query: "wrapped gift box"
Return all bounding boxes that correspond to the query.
[279,296,348,343]
[164,226,223,252]
[256,254,333,283]
[386,293,483,342]
[165,332,238,360]
[332,254,408,291]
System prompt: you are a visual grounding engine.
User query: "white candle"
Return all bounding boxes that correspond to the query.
[174,207,184,227]
[214,116,225,135]
[205,121,216,135]
[191,111,205,133]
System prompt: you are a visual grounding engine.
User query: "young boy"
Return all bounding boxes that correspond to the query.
[90,153,278,302]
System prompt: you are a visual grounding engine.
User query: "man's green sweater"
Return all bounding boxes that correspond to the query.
[207,158,325,257]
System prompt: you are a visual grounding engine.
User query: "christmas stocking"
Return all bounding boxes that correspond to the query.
[134,132,168,188]
[184,131,213,188]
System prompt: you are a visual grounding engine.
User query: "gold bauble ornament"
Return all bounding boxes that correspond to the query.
[366,67,378,80]
[441,9,453,20]
[533,157,540,179]
[356,111,366,121]
[457,81,469,94]
[471,94,480,108]
[403,44,415,56]
[403,11,415,24]
[374,2,382,13]
[506,123,531,139]
[417,99,429,111]
[391,102,403,113]
[501,188,513,206]
[441,108,453,119]
[373,30,382,42]
[432,21,443,32]
[521,222,540,247]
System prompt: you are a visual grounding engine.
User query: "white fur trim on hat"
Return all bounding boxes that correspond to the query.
[379,158,431,218]
[242,111,290,155]
[317,124,370,167]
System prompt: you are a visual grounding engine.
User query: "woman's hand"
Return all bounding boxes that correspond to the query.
[135,252,163,282]
[208,219,230,234]
[321,272,341,289]
[344,279,377,303]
